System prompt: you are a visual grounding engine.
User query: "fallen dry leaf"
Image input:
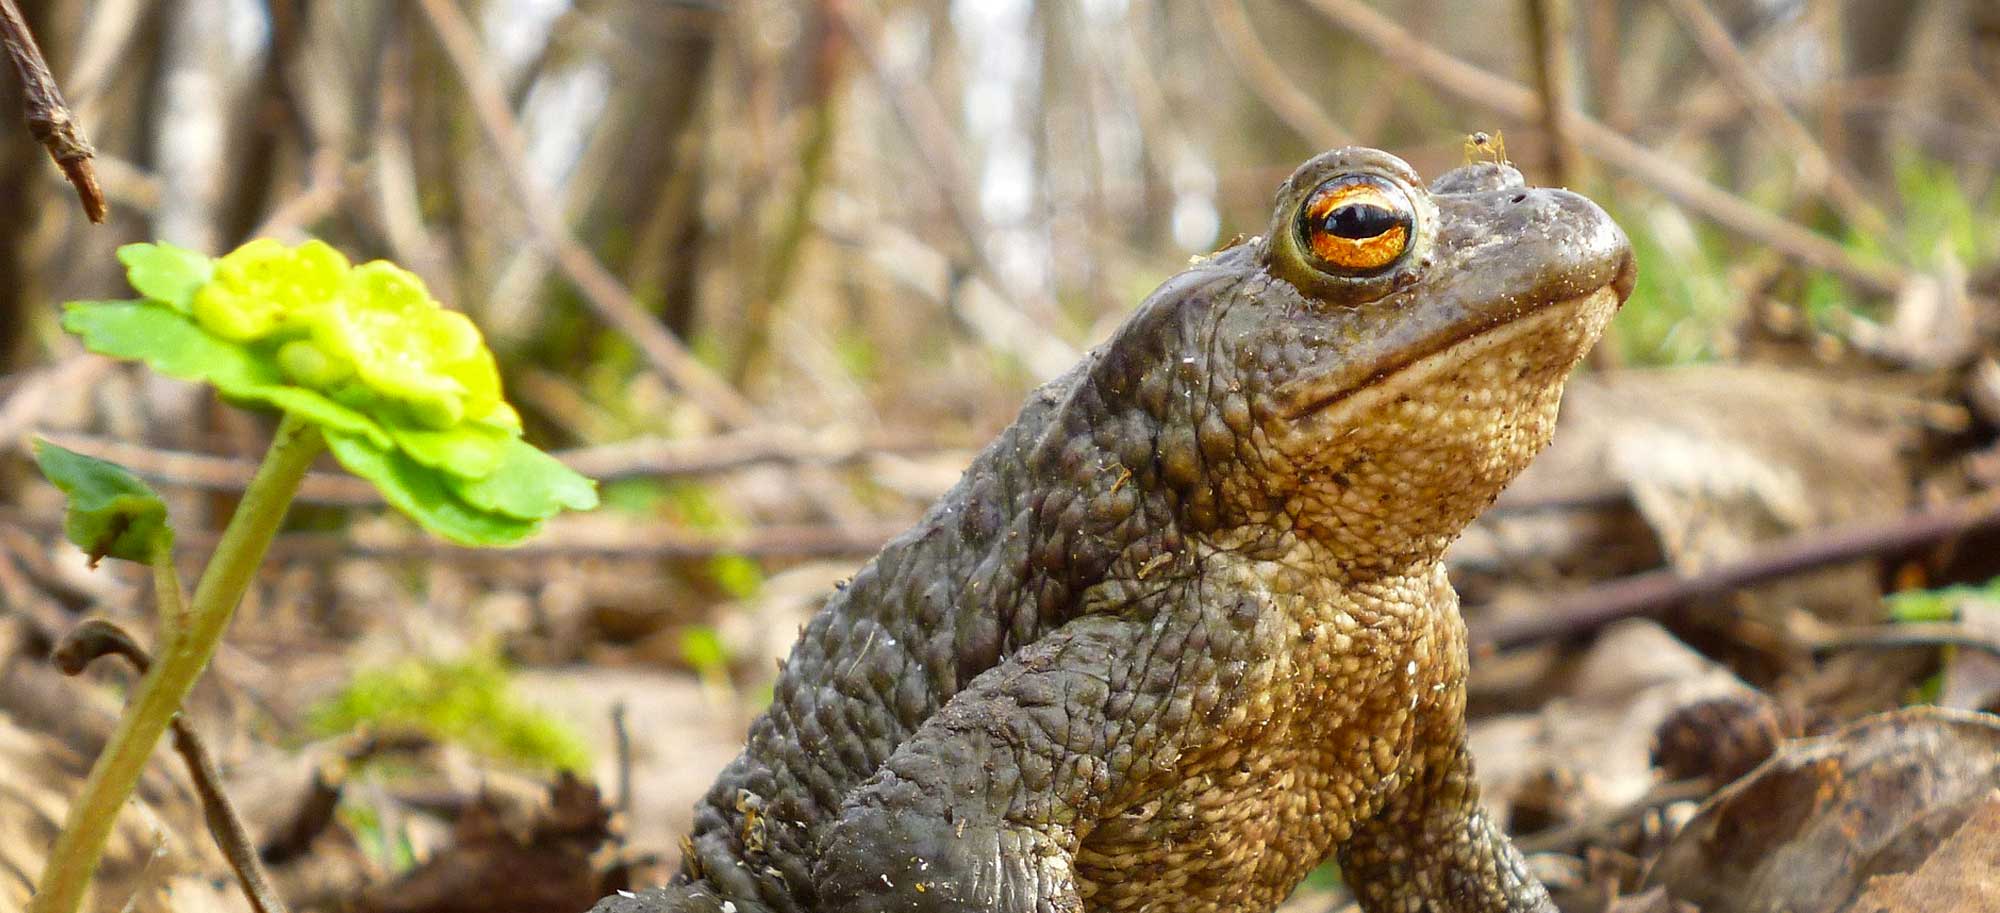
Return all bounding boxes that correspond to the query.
[1646,707,2000,913]
[1851,789,2000,913]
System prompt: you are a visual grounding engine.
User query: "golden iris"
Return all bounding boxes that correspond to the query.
[1297,175,1414,275]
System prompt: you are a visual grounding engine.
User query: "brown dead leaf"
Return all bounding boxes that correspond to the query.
[1937,598,2000,713]
[513,668,746,859]
[1516,366,1937,703]
[1851,790,2000,913]
[1645,707,2000,913]
[1471,621,1758,832]
[1544,366,1918,579]
[346,773,621,913]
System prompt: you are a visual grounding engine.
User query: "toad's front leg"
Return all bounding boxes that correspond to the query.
[1336,617,1554,913]
[812,609,1248,913]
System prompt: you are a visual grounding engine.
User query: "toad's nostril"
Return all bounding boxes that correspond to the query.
[1509,193,1527,204]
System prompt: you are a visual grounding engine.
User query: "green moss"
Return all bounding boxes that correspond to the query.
[310,653,590,772]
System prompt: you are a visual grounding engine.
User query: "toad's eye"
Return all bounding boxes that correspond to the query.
[1297,174,1415,275]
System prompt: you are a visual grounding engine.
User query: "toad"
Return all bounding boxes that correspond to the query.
[598,145,1635,913]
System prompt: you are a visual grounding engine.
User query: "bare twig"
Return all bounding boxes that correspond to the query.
[1581,0,1626,133]
[1514,778,1713,855]
[1,357,113,448]
[1659,0,1889,237]
[731,10,844,384]
[250,151,359,240]
[822,0,1079,378]
[0,508,898,563]
[414,0,761,430]
[610,702,632,834]
[1522,0,1579,186]
[1207,0,1351,149]
[52,619,289,913]
[223,522,904,562]
[0,0,105,222]
[1471,493,2000,652]
[557,430,958,480]
[1296,0,1908,296]
[29,429,959,504]
[1804,621,2000,660]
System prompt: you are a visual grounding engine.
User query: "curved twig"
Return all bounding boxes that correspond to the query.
[1206,0,1350,149]
[1471,493,2000,652]
[53,619,289,913]
[0,0,104,222]
[413,0,760,430]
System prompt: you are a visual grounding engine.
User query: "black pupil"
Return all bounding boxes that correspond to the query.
[1325,203,1401,239]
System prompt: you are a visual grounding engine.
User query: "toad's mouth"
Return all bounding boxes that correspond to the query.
[1282,253,1634,422]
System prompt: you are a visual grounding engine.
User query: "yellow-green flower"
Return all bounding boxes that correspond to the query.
[62,239,596,546]
[311,262,510,431]
[191,238,349,342]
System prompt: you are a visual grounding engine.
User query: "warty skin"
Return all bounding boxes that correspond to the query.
[593,146,1636,913]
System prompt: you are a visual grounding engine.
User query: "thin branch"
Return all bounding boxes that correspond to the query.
[1659,0,1889,237]
[29,429,959,505]
[1514,778,1712,855]
[556,430,958,480]
[610,702,632,834]
[1,357,114,448]
[1296,0,1908,296]
[1206,0,1350,150]
[28,433,380,505]
[1805,621,2000,660]
[250,151,360,240]
[731,11,844,385]
[1522,0,1579,186]
[822,0,1079,377]
[1471,493,2000,652]
[51,619,288,913]
[413,0,761,430]
[0,0,105,222]
[5,505,898,562]
[215,522,904,562]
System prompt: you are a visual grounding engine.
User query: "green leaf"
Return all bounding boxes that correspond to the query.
[386,420,514,478]
[324,431,540,546]
[451,437,599,521]
[117,243,213,314]
[62,300,394,450]
[33,439,173,566]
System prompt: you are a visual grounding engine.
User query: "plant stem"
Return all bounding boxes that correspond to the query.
[150,537,187,649]
[30,413,323,913]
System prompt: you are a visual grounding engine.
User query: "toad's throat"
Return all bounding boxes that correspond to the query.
[1282,284,1621,423]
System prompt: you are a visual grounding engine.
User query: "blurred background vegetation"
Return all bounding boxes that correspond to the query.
[5,1,2000,911]
[6,1,1995,406]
